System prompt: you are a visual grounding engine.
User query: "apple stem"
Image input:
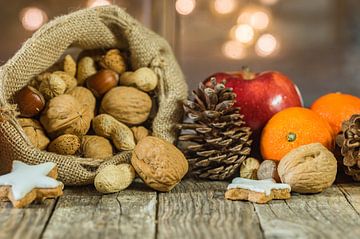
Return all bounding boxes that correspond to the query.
[287,132,297,142]
[241,66,256,80]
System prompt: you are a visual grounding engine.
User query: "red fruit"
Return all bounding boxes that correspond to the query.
[205,68,303,133]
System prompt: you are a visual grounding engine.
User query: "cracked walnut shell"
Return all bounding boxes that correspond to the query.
[18,118,50,150]
[40,94,92,138]
[278,143,337,193]
[131,136,188,192]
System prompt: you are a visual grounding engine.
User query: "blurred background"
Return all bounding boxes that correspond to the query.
[0,0,359,105]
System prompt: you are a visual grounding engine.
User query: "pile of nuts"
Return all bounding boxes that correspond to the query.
[15,49,188,193]
[239,143,337,194]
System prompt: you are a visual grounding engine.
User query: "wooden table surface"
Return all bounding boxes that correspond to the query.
[1,178,360,239]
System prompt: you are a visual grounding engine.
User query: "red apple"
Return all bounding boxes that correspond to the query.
[205,68,303,133]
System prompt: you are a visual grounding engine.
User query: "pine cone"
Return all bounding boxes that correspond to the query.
[336,114,360,180]
[177,79,252,180]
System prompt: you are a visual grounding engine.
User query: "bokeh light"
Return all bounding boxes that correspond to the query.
[249,11,270,30]
[87,0,111,8]
[222,40,246,59]
[213,0,236,15]
[255,33,278,57]
[176,0,196,15]
[237,6,271,31]
[20,7,48,31]
[260,0,279,5]
[232,24,254,44]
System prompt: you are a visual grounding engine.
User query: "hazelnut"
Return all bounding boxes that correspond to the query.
[15,86,45,117]
[240,157,260,179]
[86,69,119,98]
[257,160,280,182]
[131,136,188,192]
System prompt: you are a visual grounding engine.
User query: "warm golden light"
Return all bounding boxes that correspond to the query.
[222,40,246,59]
[87,0,111,8]
[260,0,279,5]
[233,24,254,44]
[255,34,278,57]
[237,5,271,30]
[176,0,196,15]
[249,11,269,30]
[20,7,47,31]
[213,0,236,15]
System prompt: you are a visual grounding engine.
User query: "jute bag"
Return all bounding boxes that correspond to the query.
[0,6,188,185]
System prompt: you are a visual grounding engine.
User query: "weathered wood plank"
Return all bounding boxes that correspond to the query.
[42,180,157,239]
[338,183,360,214]
[255,186,360,239]
[157,179,264,239]
[0,199,56,239]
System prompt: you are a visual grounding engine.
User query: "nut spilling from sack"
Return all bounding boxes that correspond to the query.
[14,48,188,193]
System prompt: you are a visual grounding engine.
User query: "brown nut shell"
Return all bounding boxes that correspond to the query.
[257,160,280,182]
[18,118,50,150]
[86,69,119,98]
[68,87,96,113]
[131,136,188,192]
[48,134,81,155]
[131,126,149,143]
[94,164,135,194]
[240,157,260,179]
[278,143,337,194]
[100,86,152,125]
[81,135,113,159]
[100,49,126,74]
[15,86,45,117]
[40,94,92,137]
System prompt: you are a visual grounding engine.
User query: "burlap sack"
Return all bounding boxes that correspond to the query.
[0,6,188,185]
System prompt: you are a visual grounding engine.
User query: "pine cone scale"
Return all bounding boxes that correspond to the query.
[177,80,252,180]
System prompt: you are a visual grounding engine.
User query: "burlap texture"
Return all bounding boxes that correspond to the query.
[0,6,188,185]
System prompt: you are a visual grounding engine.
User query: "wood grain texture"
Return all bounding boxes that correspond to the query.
[255,186,360,239]
[0,199,56,239]
[42,180,157,239]
[157,179,264,239]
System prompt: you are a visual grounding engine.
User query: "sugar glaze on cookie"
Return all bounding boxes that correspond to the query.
[227,177,291,196]
[0,161,61,200]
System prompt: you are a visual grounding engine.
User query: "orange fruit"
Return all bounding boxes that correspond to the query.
[260,107,333,161]
[310,93,360,135]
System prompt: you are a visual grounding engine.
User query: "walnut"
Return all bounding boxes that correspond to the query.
[39,74,67,100]
[40,94,92,138]
[68,87,96,113]
[100,86,152,125]
[18,118,49,150]
[278,143,337,193]
[81,135,113,159]
[48,134,81,155]
[52,71,77,92]
[240,157,260,179]
[131,136,188,192]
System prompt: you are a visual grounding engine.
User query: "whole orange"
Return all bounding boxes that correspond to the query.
[260,107,333,161]
[310,93,360,135]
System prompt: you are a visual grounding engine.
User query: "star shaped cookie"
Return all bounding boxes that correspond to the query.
[0,161,64,208]
[225,177,291,203]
